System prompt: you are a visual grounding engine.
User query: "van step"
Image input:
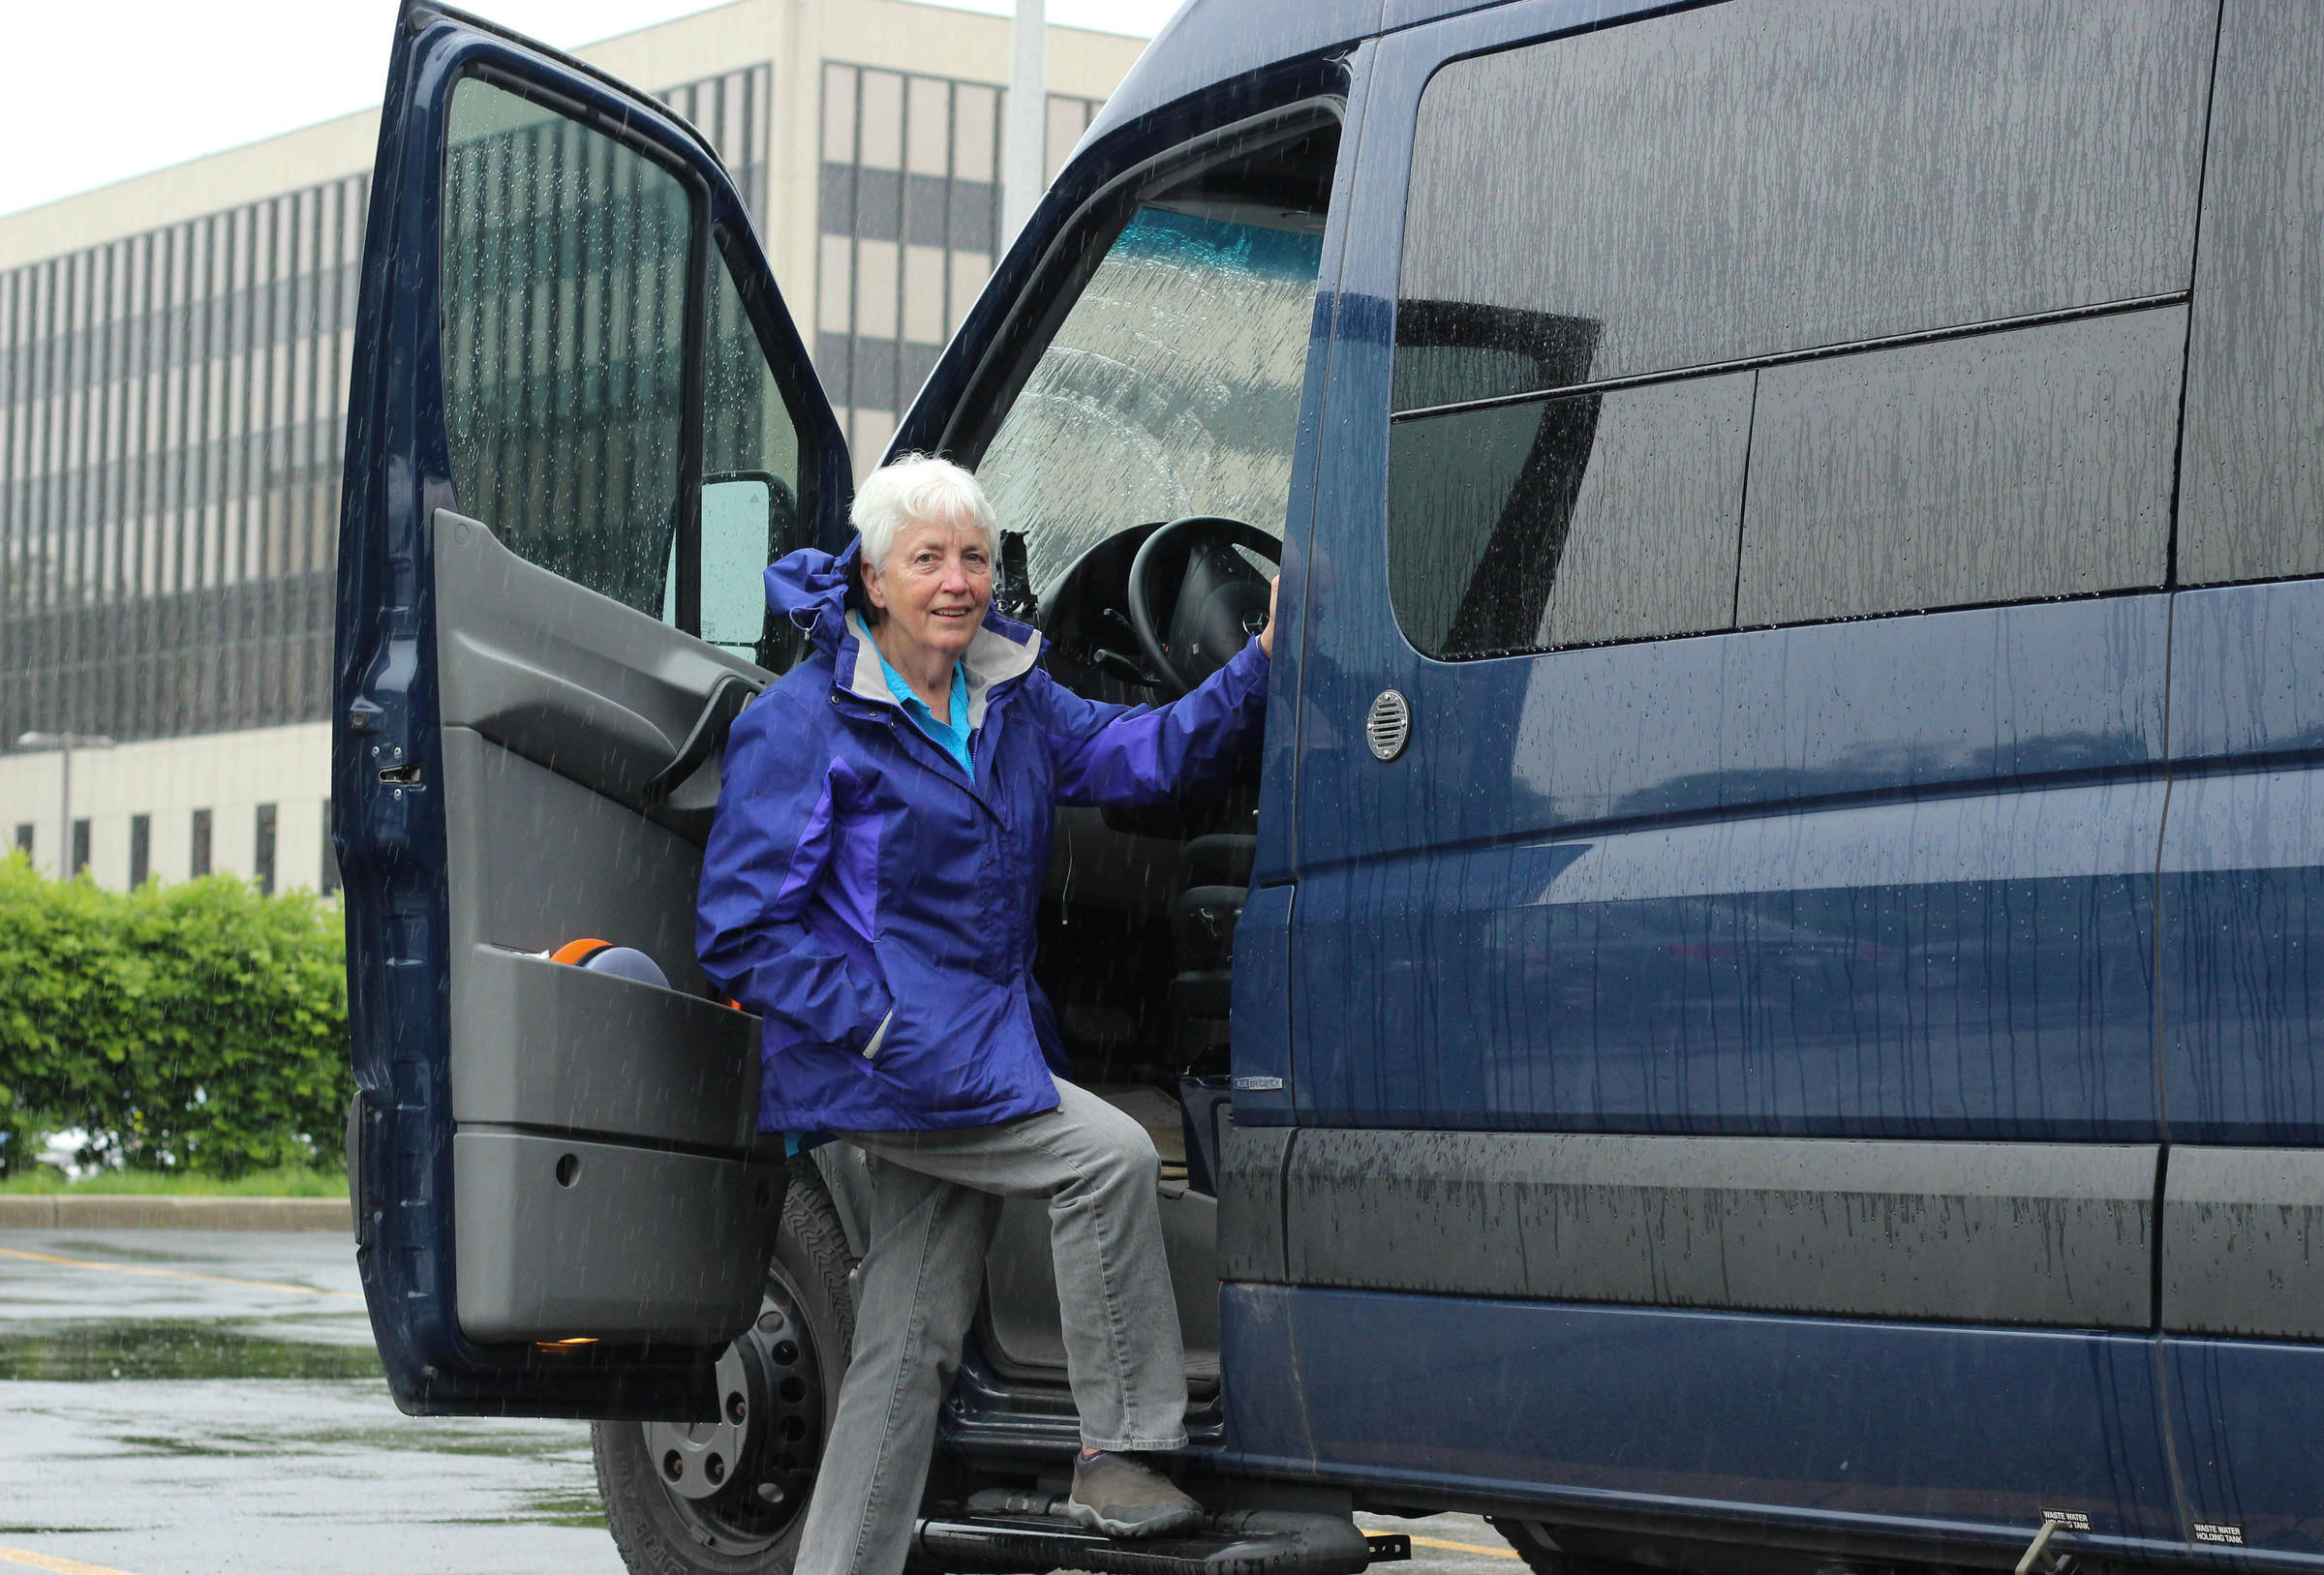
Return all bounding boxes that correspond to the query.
[911,1501,1406,1575]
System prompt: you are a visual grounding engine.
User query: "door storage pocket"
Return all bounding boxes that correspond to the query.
[453,944,759,1151]
[453,1130,781,1343]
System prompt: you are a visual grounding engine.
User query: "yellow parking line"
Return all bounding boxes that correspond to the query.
[1408,1536,1522,1560]
[0,1545,142,1575]
[0,1245,359,1299]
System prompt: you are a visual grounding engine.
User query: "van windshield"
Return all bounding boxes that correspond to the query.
[974,131,1333,593]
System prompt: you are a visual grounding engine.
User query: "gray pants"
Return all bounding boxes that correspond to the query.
[794,1077,1189,1575]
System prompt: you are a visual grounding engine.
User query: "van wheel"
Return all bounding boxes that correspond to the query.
[1487,1520,1658,1575]
[595,1160,858,1574]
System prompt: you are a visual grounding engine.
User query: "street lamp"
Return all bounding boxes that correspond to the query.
[1003,0,1046,247]
[14,731,116,880]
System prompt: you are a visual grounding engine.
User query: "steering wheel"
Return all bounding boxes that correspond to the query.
[1126,515,1282,696]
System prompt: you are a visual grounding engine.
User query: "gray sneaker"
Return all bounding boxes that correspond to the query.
[1065,1450,1203,1538]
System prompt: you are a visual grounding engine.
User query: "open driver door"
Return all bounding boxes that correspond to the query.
[334,1,850,1418]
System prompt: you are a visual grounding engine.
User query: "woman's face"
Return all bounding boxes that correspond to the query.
[863,510,994,663]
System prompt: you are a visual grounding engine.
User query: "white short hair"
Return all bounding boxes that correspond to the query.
[850,454,998,570]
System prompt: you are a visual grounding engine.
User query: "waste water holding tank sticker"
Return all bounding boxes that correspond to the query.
[2040,1511,2092,1531]
[2193,1524,2246,1546]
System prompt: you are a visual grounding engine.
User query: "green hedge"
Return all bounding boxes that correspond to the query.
[0,854,350,1179]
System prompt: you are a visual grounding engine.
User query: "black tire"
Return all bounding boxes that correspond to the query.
[594,1160,858,1575]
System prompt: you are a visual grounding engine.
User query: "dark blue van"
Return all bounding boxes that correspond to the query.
[333,2,2324,1573]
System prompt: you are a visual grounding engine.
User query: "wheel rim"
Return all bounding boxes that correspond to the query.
[639,1259,829,1555]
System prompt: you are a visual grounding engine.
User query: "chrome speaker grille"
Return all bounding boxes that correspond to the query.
[1365,689,1411,762]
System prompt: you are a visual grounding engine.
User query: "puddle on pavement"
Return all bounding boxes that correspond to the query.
[0,1319,383,1381]
[277,1422,589,1461]
[37,1238,217,1264]
[523,1494,609,1530]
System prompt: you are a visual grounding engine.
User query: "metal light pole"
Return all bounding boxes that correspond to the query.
[14,731,116,880]
[1003,0,1048,248]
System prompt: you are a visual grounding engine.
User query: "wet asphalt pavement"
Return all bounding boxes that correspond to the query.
[0,1229,1521,1575]
[0,1228,622,1575]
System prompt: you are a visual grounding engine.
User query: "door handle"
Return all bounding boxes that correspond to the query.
[641,672,764,805]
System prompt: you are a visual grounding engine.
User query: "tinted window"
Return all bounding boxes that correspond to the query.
[1390,373,1751,657]
[1397,0,2213,407]
[2178,0,2324,585]
[1387,0,2209,660]
[1736,311,2181,626]
[977,203,1326,591]
[442,80,692,618]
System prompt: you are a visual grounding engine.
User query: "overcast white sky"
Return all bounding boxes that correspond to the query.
[0,0,1177,219]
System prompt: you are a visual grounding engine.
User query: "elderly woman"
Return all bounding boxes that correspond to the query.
[697,455,1273,1575]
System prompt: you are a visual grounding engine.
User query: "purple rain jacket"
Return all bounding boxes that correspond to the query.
[697,542,1271,1134]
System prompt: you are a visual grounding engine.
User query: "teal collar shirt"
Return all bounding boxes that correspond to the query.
[875,645,976,778]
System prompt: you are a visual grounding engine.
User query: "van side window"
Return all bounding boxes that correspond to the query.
[1389,374,1750,657]
[440,79,805,635]
[2177,1,2324,586]
[1387,0,2211,659]
[1737,311,2181,625]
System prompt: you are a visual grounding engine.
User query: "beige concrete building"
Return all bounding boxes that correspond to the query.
[0,0,1146,894]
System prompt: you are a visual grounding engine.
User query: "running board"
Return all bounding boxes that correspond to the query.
[912,1501,1408,1575]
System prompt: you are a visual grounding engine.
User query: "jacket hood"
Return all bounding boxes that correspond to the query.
[766,542,863,654]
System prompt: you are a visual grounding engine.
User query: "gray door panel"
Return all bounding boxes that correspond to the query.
[443,727,710,993]
[434,509,765,817]
[2164,1146,2324,1339]
[434,513,772,1347]
[1261,1130,2156,1328]
[454,1131,780,1343]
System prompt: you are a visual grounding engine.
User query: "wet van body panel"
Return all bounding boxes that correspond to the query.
[1223,0,2238,1565]
[1218,1287,2185,1560]
[2163,585,2324,1147]
[1293,680,2169,1137]
[2154,9,2324,1560]
[2166,1339,2324,1565]
[1269,1131,2158,1328]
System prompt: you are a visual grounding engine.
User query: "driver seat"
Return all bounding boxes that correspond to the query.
[1169,833,1256,1069]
